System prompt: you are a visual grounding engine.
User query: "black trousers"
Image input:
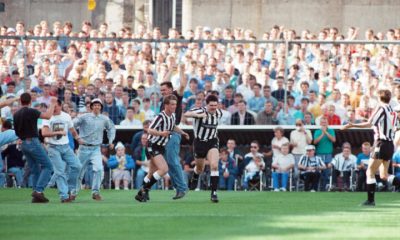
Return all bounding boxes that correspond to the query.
[332,170,351,189]
[301,172,321,191]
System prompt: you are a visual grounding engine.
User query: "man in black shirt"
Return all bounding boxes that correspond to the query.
[13,93,57,203]
[159,64,188,200]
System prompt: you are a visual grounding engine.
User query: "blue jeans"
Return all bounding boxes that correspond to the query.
[21,138,53,192]
[48,144,82,200]
[318,154,333,191]
[272,172,289,189]
[77,145,103,194]
[135,168,157,190]
[0,173,5,187]
[165,132,187,192]
[219,175,235,190]
[7,167,24,187]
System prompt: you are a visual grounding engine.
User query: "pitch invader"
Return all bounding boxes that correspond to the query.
[343,89,400,206]
[184,94,223,203]
[135,95,189,202]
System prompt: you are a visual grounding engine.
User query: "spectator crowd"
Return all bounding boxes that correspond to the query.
[1,20,400,192]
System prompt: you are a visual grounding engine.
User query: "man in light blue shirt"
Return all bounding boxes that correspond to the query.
[73,98,116,201]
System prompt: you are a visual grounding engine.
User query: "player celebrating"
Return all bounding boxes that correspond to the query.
[343,89,398,206]
[184,94,223,203]
[135,94,189,202]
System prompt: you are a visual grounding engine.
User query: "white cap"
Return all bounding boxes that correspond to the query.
[6,28,16,33]
[305,145,315,151]
[115,142,125,150]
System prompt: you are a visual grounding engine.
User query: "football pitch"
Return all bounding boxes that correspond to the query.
[0,189,399,240]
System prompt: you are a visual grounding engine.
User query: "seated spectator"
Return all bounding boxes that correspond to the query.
[231,100,255,125]
[271,143,295,191]
[183,146,195,186]
[326,104,341,125]
[243,155,265,190]
[120,107,143,127]
[248,83,265,113]
[133,133,156,190]
[393,147,400,186]
[356,142,371,191]
[1,141,24,188]
[256,100,278,125]
[328,142,356,191]
[142,98,156,121]
[107,142,135,190]
[276,96,296,125]
[298,145,326,192]
[218,148,238,191]
[101,144,111,189]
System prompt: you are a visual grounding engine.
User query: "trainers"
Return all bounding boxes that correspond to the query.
[134,189,147,202]
[61,198,73,203]
[69,194,77,201]
[172,191,186,200]
[274,188,280,192]
[189,177,199,190]
[92,193,102,201]
[31,191,49,203]
[280,188,287,192]
[210,191,219,203]
[361,200,375,207]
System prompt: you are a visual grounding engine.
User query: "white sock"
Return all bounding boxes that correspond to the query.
[366,178,377,184]
[388,175,395,184]
[144,176,150,183]
[153,172,162,180]
[210,171,219,177]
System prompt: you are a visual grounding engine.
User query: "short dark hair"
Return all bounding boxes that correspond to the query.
[160,81,173,89]
[163,94,178,105]
[2,120,12,130]
[20,93,31,105]
[378,89,391,103]
[206,94,219,104]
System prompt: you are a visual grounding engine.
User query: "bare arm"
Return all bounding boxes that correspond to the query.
[39,97,57,119]
[0,97,19,109]
[177,64,187,96]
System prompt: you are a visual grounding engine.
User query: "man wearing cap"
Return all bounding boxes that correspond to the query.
[73,98,116,201]
[298,145,326,192]
[42,100,82,203]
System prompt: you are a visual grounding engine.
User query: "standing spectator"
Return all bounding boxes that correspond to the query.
[271,143,295,191]
[356,142,371,192]
[221,85,235,109]
[13,93,56,203]
[271,127,289,158]
[107,142,135,190]
[314,116,336,190]
[290,119,312,176]
[41,99,82,202]
[231,100,255,125]
[73,98,116,201]
[271,76,290,102]
[326,104,341,125]
[103,92,124,125]
[256,101,278,125]
[262,85,278,109]
[120,107,143,127]
[298,145,326,192]
[218,148,237,191]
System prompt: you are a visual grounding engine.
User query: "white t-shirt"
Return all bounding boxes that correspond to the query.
[42,111,73,145]
[272,153,295,172]
[290,129,312,155]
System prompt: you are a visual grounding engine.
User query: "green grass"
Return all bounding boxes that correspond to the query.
[0,189,400,240]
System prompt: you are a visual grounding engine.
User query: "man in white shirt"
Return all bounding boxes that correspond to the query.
[120,107,143,127]
[41,99,82,203]
[328,142,356,191]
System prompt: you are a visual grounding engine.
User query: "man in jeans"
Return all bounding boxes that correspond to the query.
[13,93,56,203]
[73,98,115,201]
[159,64,188,200]
[42,100,82,203]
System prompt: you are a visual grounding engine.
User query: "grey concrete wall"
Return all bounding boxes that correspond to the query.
[0,0,91,32]
[185,0,400,37]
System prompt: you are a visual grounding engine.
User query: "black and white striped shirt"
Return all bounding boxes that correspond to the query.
[298,155,325,171]
[370,104,398,141]
[147,111,176,146]
[190,107,223,141]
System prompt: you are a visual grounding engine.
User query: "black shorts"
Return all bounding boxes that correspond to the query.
[372,140,394,161]
[193,138,219,159]
[146,143,165,159]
